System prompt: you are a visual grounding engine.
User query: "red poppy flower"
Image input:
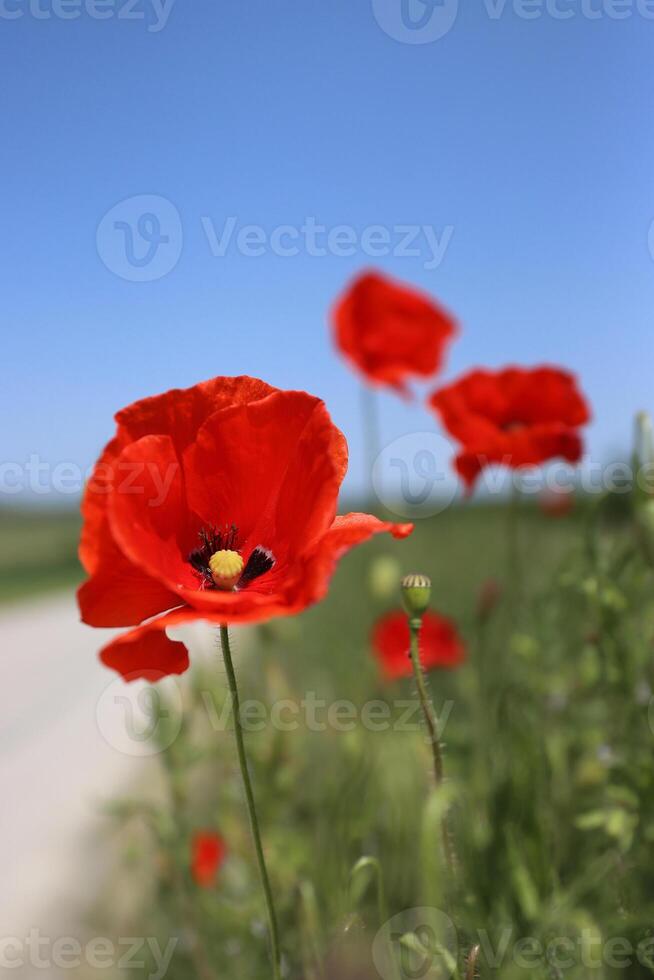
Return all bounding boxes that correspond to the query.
[191,831,226,888]
[428,366,590,489]
[332,271,457,395]
[371,610,466,680]
[78,376,412,681]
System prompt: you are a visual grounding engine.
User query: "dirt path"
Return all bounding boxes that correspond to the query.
[0,592,140,944]
[0,590,223,979]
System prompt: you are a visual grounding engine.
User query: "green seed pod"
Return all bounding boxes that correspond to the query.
[401,573,432,618]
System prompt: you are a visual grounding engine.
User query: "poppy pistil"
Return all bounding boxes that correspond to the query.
[209,549,244,590]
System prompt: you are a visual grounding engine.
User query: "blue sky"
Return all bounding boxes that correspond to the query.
[2,0,653,504]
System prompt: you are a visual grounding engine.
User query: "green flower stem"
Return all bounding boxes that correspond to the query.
[408,616,457,877]
[506,485,522,606]
[220,625,282,980]
[361,385,381,496]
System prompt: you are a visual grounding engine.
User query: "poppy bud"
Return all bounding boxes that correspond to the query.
[401,573,432,619]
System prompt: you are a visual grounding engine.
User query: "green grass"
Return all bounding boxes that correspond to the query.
[0,508,82,604]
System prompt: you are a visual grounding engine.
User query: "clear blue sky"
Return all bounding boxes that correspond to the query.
[2,0,653,503]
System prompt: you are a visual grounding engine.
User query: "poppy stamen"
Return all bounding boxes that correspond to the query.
[238,546,276,587]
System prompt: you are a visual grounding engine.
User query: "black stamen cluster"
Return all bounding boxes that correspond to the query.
[187,526,275,590]
[188,524,239,585]
[239,547,276,587]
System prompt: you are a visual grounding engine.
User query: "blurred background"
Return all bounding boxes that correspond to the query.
[2,1,654,977]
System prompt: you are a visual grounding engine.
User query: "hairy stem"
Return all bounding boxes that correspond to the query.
[408,616,457,877]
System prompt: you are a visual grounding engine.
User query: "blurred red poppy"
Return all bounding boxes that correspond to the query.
[539,488,575,518]
[332,271,457,395]
[78,376,412,681]
[476,578,502,621]
[191,831,226,888]
[429,366,590,489]
[371,610,466,680]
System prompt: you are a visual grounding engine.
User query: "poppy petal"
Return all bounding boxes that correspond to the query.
[372,609,466,680]
[107,434,198,594]
[299,513,413,604]
[429,365,590,489]
[115,375,277,451]
[333,271,457,392]
[183,390,348,557]
[98,606,205,681]
[79,437,123,575]
[78,554,180,627]
[80,377,276,576]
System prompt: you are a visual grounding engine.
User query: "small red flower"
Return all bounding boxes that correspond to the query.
[539,488,575,518]
[371,610,466,680]
[78,376,412,681]
[428,366,590,489]
[191,831,226,888]
[332,271,457,395]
